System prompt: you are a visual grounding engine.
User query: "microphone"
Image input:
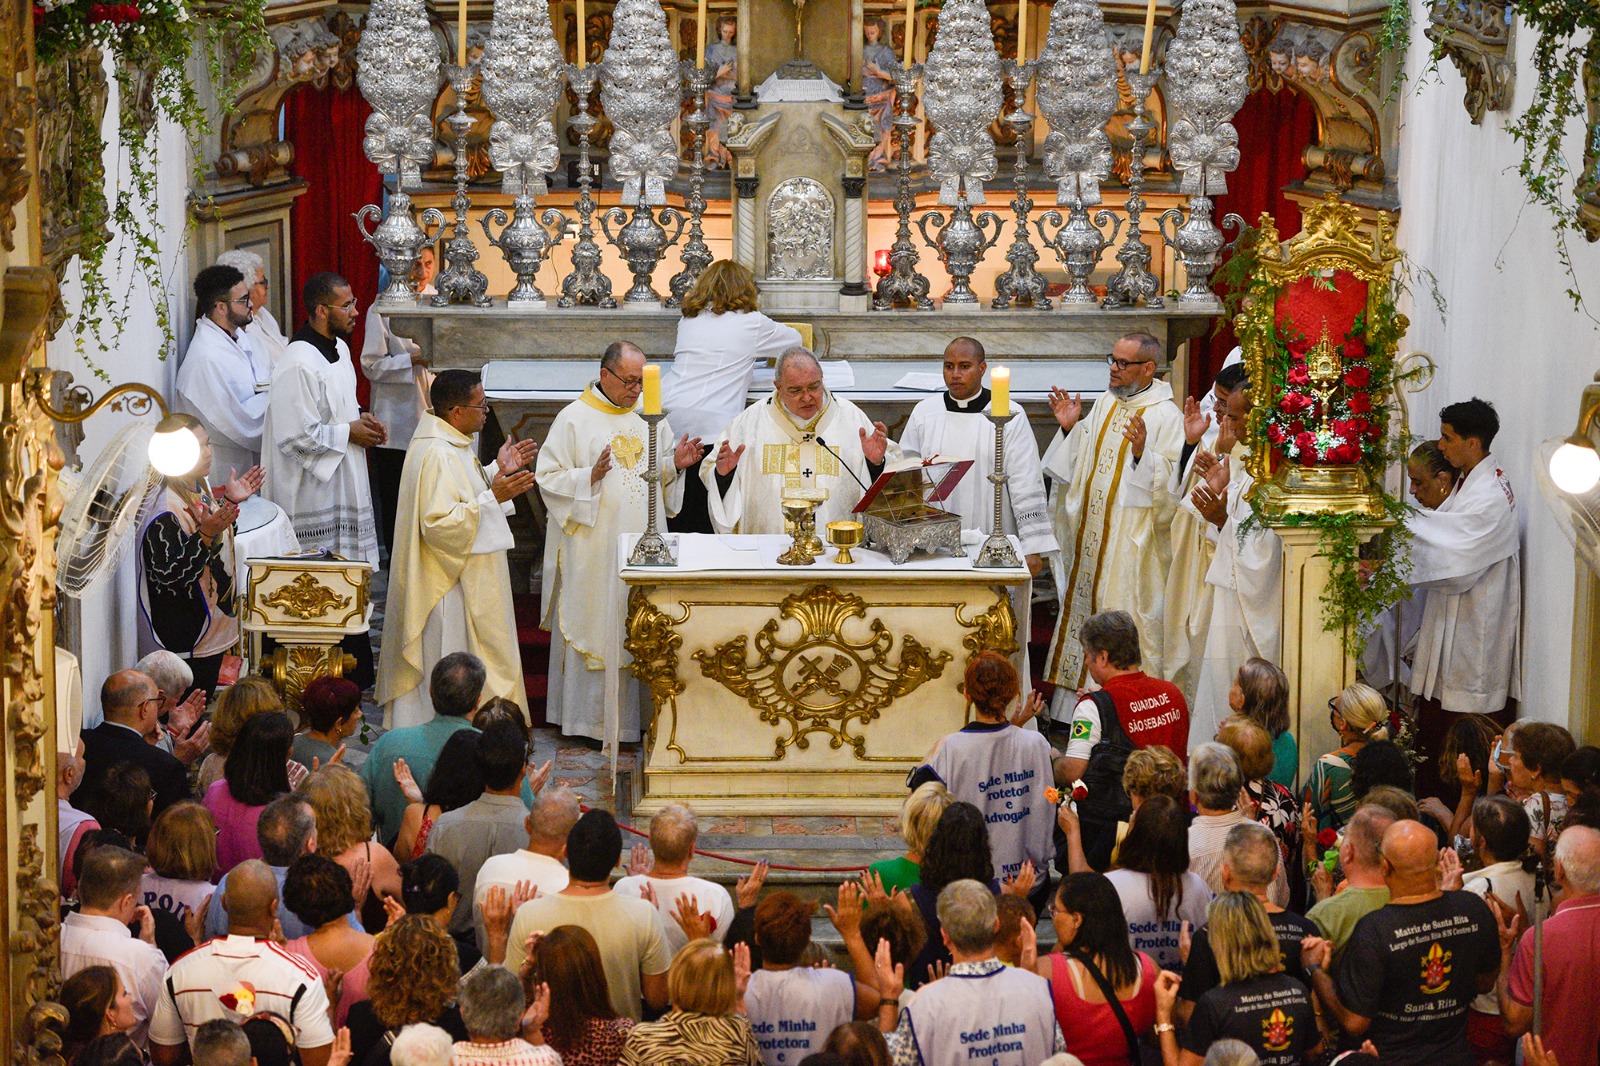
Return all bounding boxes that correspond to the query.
[815,436,873,493]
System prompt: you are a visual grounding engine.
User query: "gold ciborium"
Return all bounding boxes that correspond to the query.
[826,520,864,564]
[778,498,818,565]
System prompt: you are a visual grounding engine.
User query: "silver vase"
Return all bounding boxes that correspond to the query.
[1038,201,1121,304]
[482,193,567,305]
[917,201,1003,306]
[355,191,445,306]
[601,203,686,304]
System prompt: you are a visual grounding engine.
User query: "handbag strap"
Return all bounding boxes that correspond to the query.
[1070,948,1140,1063]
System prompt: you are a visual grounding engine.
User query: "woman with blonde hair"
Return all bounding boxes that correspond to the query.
[1304,682,1389,835]
[1152,892,1317,1066]
[620,938,760,1064]
[298,762,403,929]
[345,915,466,1064]
[661,259,802,534]
[140,800,217,924]
[867,781,951,893]
[198,676,285,791]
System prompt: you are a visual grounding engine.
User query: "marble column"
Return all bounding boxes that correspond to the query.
[733,176,760,270]
[821,110,877,310]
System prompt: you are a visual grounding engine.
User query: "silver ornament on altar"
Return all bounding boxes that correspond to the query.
[991,60,1051,310]
[354,191,445,306]
[667,63,717,309]
[601,202,686,304]
[558,63,618,308]
[1037,199,1122,303]
[1034,0,1117,207]
[1157,198,1245,304]
[480,0,566,196]
[871,63,934,312]
[355,0,438,191]
[433,63,493,308]
[601,0,681,207]
[1102,66,1163,309]
[482,193,567,305]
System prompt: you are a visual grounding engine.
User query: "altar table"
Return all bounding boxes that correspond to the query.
[620,533,1030,815]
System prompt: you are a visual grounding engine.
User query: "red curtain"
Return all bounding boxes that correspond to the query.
[1187,84,1319,392]
[283,83,383,405]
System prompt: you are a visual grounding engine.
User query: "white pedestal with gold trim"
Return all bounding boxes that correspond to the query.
[621,534,1029,815]
[242,556,373,708]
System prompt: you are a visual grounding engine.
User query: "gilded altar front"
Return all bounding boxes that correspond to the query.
[621,533,1029,815]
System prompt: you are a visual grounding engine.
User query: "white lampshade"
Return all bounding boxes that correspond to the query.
[1549,438,1600,495]
[148,417,202,477]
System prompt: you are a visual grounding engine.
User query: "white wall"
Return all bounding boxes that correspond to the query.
[47,57,194,715]
[1394,15,1600,724]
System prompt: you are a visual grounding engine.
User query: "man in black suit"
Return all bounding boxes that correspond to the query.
[81,669,192,816]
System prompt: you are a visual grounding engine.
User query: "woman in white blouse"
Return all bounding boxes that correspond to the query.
[662,260,801,533]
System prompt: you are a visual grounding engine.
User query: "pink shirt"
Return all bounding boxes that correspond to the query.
[284,937,371,1029]
[1509,895,1600,1066]
[203,779,266,879]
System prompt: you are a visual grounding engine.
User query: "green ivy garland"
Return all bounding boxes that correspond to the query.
[34,0,270,377]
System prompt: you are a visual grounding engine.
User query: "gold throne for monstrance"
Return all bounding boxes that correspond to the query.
[241,555,373,709]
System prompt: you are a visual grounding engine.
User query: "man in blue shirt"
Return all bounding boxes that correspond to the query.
[205,795,323,940]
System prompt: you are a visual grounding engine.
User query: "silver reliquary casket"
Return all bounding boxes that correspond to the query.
[851,456,974,564]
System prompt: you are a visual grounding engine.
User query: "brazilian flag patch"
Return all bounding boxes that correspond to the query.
[1070,719,1092,740]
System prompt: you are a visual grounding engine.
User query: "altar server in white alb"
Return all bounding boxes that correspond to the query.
[362,245,437,557]
[537,341,701,746]
[214,248,290,368]
[376,369,536,729]
[899,337,1057,575]
[176,264,274,480]
[703,346,892,534]
[1191,385,1283,743]
[1042,332,1184,708]
[1163,362,1248,706]
[1406,397,1521,739]
[262,271,385,568]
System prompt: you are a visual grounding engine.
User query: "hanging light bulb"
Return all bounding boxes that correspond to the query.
[1549,399,1600,495]
[147,414,203,477]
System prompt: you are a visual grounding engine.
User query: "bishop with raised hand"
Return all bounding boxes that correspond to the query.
[702,346,892,534]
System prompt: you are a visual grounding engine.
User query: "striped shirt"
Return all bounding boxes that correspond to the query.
[148,935,334,1053]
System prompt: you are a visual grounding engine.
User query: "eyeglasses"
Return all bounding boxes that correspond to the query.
[324,299,359,312]
[138,696,164,711]
[603,367,644,388]
[1106,354,1155,371]
[452,402,491,412]
[228,296,253,307]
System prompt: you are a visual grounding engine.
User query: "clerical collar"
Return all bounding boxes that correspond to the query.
[291,324,340,364]
[770,393,829,435]
[944,388,991,413]
[581,382,635,416]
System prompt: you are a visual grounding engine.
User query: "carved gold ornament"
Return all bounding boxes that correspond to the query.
[263,644,358,711]
[624,586,688,710]
[958,590,1020,660]
[692,584,952,759]
[262,573,353,619]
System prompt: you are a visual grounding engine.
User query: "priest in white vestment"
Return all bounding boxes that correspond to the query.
[536,341,700,746]
[1406,399,1521,747]
[1162,362,1249,706]
[176,264,273,480]
[1191,388,1283,745]
[1042,332,1185,708]
[261,272,385,568]
[899,337,1057,574]
[376,369,538,729]
[214,248,289,367]
[702,347,891,534]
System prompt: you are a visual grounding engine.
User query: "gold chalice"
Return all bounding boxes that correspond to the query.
[827,520,864,564]
[778,499,818,566]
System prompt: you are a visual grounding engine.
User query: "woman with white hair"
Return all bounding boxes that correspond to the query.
[1187,743,1288,907]
[390,1024,455,1066]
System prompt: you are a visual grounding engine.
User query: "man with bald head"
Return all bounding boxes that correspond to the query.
[536,340,701,745]
[703,345,891,534]
[1301,819,1499,1066]
[80,669,191,816]
[900,337,1056,576]
[149,860,336,1066]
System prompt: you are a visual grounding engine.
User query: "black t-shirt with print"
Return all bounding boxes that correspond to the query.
[1334,891,1500,1066]
[1178,908,1318,1004]
[1181,972,1314,1066]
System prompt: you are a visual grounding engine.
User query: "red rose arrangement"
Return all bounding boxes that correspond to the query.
[1266,318,1385,468]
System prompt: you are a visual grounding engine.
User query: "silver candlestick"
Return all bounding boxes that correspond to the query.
[627,411,677,566]
[991,60,1050,310]
[667,63,716,309]
[974,411,1022,569]
[355,188,445,306]
[872,63,933,311]
[433,63,493,308]
[1103,66,1163,309]
[559,64,618,308]
[482,191,567,304]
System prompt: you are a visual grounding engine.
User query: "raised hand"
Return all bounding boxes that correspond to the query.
[323,968,344,1019]
[824,881,865,939]
[518,930,546,985]
[715,441,746,476]
[733,941,753,998]
[1191,479,1227,529]
[526,759,553,795]
[223,465,266,504]
[481,885,517,947]
[1048,388,1083,433]
[1438,846,1464,891]
[1010,690,1045,728]
[327,1028,353,1066]
[590,444,614,485]
[1122,411,1148,458]
[521,982,552,1042]
[873,937,904,1001]
[674,434,704,470]
[672,893,713,940]
[1457,752,1483,796]
[492,468,537,503]
[1192,449,1220,480]
[1523,1034,1562,1066]
[736,859,769,910]
[498,435,539,475]
[184,895,210,946]
[309,744,348,773]
[171,720,211,767]
[1001,861,1036,899]
[1019,917,1039,971]
[629,843,654,877]
[168,689,206,737]
[393,757,423,805]
[1203,452,1231,495]
[860,868,889,909]
[1182,395,1212,445]
[381,893,406,927]
[348,855,372,908]
[925,959,949,984]
[194,498,239,541]
[860,422,889,464]
[1216,407,1239,454]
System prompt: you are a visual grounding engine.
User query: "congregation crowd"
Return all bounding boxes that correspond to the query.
[62,247,1573,1066]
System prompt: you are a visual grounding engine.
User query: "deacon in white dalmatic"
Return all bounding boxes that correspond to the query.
[1042,332,1184,710]
[1190,385,1283,744]
[702,346,892,534]
[1406,398,1521,727]
[537,341,702,746]
[261,271,385,567]
[176,263,274,480]
[899,337,1057,575]
[376,369,538,729]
